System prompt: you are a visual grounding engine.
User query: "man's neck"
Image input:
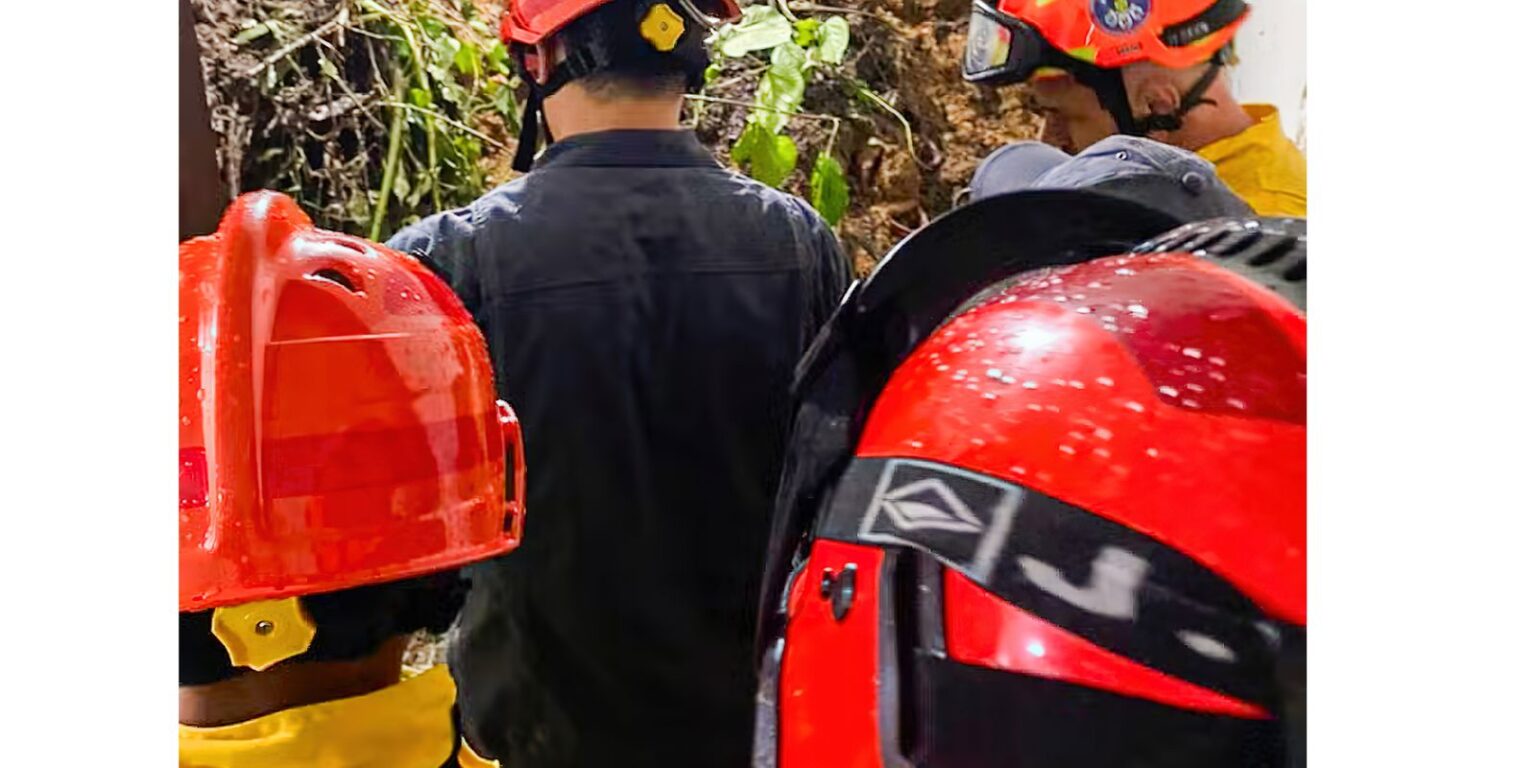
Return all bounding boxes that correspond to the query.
[1156,100,1254,152]
[179,636,409,727]
[544,87,685,142]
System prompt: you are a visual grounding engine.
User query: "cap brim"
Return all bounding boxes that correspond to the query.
[969,142,1072,201]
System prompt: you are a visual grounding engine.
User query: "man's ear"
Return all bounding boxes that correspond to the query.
[1123,63,1183,118]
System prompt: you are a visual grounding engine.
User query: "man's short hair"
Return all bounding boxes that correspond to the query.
[179,571,467,686]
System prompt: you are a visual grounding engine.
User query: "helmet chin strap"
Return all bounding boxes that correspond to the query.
[1081,54,1226,138]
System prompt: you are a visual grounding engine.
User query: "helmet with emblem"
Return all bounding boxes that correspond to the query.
[963,0,1253,135]
[179,191,526,677]
[752,185,1306,766]
[499,0,742,170]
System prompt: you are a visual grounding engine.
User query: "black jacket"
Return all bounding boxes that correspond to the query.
[387,129,850,768]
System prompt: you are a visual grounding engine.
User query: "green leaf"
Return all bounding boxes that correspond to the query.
[704,63,721,84]
[712,6,794,58]
[233,22,271,45]
[453,38,481,77]
[318,57,339,81]
[809,153,849,226]
[408,87,432,108]
[486,42,511,76]
[815,17,851,65]
[751,42,807,133]
[793,18,822,47]
[732,123,798,188]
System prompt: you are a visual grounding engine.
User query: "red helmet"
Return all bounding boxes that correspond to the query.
[754,193,1305,766]
[499,0,742,170]
[500,0,739,45]
[964,0,1252,135]
[179,192,526,615]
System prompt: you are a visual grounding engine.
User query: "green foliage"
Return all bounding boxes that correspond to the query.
[217,0,520,239]
[713,5,794,57]
[809,152,849,227]
[732,123,799,189]
[711,5,856,226]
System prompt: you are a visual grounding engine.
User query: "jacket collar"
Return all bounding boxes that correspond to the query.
[534,129,720,170]
[179,665,458,768]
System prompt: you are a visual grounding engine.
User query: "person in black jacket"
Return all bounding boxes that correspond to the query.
[386,2,850,766]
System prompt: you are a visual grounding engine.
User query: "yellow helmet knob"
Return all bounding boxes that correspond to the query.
[639,3,687,53]
[210,597,317,672]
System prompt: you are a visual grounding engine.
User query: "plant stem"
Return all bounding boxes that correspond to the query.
[381,101,507,148]
[370,74,407,241]
[360,0,441,210]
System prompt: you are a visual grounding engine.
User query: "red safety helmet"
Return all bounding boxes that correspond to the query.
[500,0,739,45]
[754,192,1305,766]
[964,0,1252,136]
[180,191,526,616]
[500,0,741,171]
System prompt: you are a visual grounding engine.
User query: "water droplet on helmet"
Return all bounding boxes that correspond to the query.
[1096,376,1115,387]
[1182,347,1203,359]
[1146,448,1161,458]
[1128,304,1149,318]
[1124,401,1146,413]
[1158,386,1179,397]
[1058,445,1076,455]
[1022,380,1039,390]
[180,416,192,426]
[1093,427,1113,440]
[986,368,1004,380]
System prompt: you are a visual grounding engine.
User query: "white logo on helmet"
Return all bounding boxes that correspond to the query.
[877,478,986,533]
[1018,546,1149,619]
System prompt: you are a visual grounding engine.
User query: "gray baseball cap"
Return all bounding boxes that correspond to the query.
[968,135,1253,222]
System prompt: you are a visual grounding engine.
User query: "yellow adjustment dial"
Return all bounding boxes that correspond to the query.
[639,3,686,52]
[210,597,317,672]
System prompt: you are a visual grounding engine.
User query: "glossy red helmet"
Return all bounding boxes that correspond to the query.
[179,191,526,614]
[754,194,1305,767]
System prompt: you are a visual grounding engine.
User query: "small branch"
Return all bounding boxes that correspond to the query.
[243,7,349,78]
[684,93,840,126]
[786,3,903,32]
[370,75,407,242]
[381,102,508,148]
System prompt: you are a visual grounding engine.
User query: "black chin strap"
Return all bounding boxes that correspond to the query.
[511,45,602,172]
[1080,53,1226,138]
[1131,56,1225,135]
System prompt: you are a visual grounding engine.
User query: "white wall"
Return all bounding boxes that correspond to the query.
[1229,0,1307,150]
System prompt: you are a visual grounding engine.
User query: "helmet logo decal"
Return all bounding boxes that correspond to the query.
[857,459,1024,582]
[1018,546,1149,620]
[1092,0,1151,35]
[876,478,985,534]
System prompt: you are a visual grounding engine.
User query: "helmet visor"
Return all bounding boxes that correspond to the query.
[963,0,1044,84]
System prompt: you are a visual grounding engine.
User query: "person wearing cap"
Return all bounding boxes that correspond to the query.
[967,134,1255,225]
[178,192,525,767]
[962,0,1305,217]
[385,2,850,766]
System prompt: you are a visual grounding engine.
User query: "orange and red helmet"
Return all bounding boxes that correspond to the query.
[754,192,1305,766]
[179,192,525,619]
[964,0,1251,135]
